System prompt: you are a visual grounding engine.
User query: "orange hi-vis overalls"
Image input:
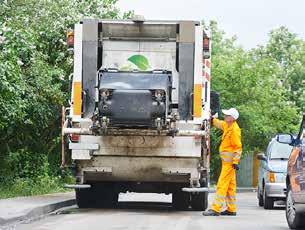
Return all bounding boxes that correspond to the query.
[211,118,242,213]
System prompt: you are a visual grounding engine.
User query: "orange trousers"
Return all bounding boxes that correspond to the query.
[211,161,237,213]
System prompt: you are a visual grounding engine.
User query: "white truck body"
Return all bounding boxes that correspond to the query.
[63,18,212,210]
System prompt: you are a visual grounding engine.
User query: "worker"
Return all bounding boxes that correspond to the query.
[203,108,242,216]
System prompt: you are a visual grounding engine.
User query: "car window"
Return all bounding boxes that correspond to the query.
[270,142,293,159]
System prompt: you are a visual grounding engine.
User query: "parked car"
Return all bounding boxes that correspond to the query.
[257,135,293,209]
[277,115,305,229]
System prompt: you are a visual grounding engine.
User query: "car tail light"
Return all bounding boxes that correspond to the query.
[268,172,276,183]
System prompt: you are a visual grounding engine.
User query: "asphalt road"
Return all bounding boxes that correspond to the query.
[14,192,288,230]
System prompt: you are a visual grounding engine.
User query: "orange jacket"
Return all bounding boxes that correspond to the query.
[212,118,242,164]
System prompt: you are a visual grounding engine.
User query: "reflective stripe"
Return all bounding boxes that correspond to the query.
[213,200,224,206]
[233,151,242,159]
[215,194,226,199]
[222,159,233,163]
[193,84,202,118]
[220,152,234,162]
[73,82,82,116]
[221,152,234,157]
[214,198,224,203]
[220,152,243,163]
[226,201,236,205]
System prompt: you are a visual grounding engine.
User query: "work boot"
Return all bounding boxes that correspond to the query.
[202,209,220,216]
[220,210,237,216]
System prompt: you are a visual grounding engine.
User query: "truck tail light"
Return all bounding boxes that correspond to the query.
[70,134,80,142]
[203,36,210,59]
[67,30,74,48]
[70,123,80,142]
[203,37,210,51]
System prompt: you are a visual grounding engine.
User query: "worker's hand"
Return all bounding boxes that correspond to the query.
[232,164,239,171]
[212,112,218,119]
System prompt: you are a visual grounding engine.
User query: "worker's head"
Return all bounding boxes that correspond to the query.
[222,108,239,124]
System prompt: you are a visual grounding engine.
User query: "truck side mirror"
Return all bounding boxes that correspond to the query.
[276,134,294,145]
[257,153,267,161]
[210,91,220,116]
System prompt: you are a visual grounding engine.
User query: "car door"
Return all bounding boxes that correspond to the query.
[296,132,305,203]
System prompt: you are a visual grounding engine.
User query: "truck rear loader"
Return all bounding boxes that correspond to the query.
[63,17,217,210]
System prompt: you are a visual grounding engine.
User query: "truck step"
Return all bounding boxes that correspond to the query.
[182,187,209,193]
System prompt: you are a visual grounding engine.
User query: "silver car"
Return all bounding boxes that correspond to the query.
[257,136,293,209]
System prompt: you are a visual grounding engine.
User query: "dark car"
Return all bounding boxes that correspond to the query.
[277,114,305,229]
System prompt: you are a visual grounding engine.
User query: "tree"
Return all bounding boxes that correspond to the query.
[265,27,305,111]
[207,22,300,181]
[0,0,132,187]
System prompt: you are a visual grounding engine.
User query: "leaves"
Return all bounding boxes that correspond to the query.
[208,21,302,181]
[128,54,151,70]
[0,0,132,187]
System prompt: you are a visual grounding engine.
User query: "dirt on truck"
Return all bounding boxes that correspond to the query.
[62,17,218,211]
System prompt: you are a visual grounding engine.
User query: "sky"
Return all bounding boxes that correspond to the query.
[117,0,305,49]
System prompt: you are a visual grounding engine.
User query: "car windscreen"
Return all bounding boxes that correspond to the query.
[270,142,293,160]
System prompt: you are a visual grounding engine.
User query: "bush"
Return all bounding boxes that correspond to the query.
[0,0,131,198]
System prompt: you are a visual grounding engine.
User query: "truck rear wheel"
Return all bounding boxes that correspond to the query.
[76,183,119,208]
[94,183,119,208]
[191,192,208,211]
[172,191,190,210]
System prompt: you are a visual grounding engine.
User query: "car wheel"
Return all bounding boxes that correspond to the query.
[258,187,264,207]
[286,185,305,229]
[263,186,274,209]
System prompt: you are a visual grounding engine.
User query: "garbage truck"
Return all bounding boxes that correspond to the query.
[62,17,217,210]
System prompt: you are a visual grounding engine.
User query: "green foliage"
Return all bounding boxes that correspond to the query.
[0,176,71,199]
[128,55,151,71]
[0,0,131,197]
[265,27,305,111]
[208,22,302,180]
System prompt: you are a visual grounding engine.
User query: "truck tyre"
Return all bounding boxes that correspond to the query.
[258,187,264,207]
[191,192,208,211]
[286,185,305,229]
[172,191,190,210]
[263,186,274,209]
[75,188,93,208]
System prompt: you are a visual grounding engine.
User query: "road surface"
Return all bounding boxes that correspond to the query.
[14,192,288,230]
